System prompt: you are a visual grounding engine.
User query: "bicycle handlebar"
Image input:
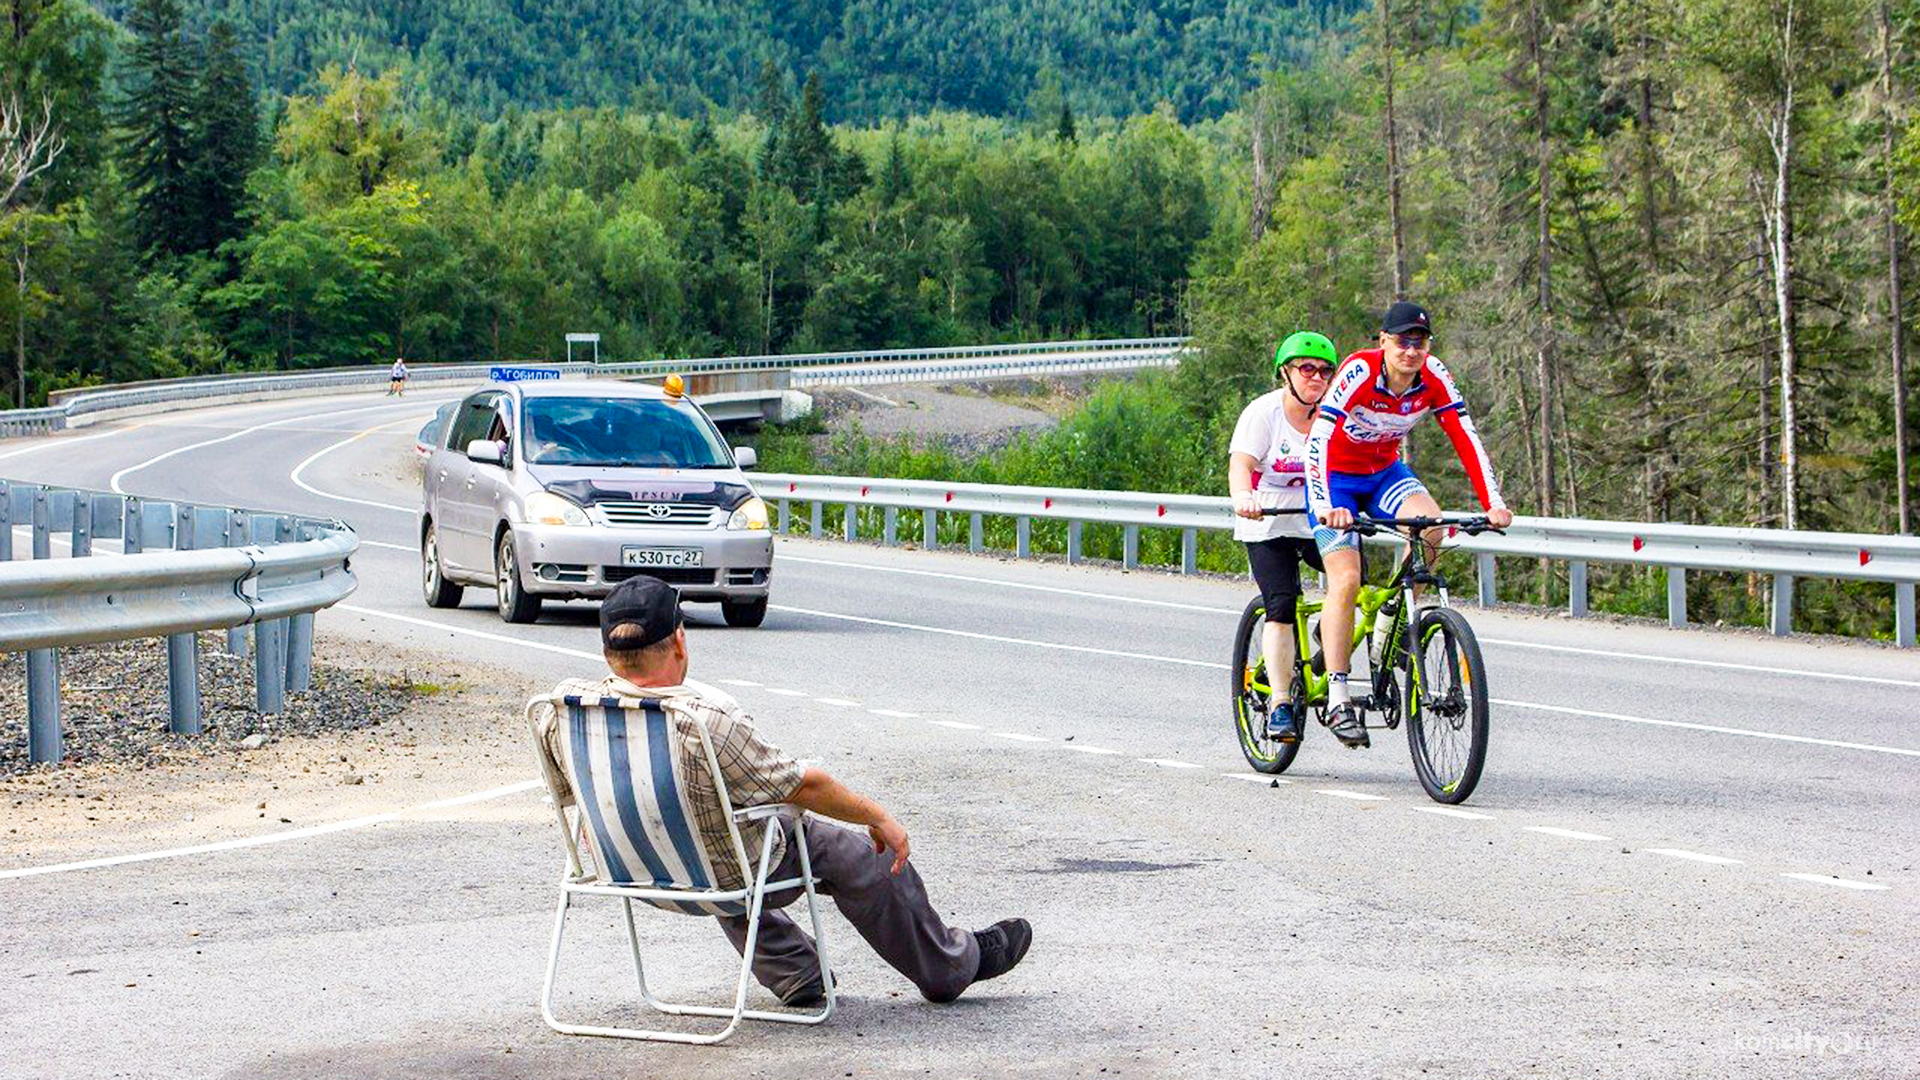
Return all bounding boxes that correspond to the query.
[1351,514,1505,537]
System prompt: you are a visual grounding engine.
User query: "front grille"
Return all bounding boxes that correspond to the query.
[603,566,716,586]
[598,501,720,528]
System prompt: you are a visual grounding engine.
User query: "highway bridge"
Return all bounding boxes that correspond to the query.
[1,387,1915,1077]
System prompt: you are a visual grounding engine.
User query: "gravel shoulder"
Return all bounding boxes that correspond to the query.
[807,374,1131,455]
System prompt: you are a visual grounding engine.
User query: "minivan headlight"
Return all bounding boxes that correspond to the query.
[525,491,590,527]
[728,496,770,531]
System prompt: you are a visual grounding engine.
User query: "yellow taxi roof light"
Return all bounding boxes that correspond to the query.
[663,373,685,398]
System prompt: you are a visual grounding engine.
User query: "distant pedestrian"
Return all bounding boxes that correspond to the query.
[387,357,409,396]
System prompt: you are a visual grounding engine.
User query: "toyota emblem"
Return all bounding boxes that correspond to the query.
[645,503,672,518]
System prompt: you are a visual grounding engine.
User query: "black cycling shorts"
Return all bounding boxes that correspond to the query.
[1245,536,1324,625]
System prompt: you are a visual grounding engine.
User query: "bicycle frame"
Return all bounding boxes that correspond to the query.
[1282,527,1453,714]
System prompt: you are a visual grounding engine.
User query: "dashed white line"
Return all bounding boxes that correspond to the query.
[771,605,1223,668]
[814,697,864,707]
[1525,826,1612,842]
[991,732,1048,743]
[720,679,761,687]
[1223,772,1290,784]
[1139,758,1202,769]
[764,688,809,697]
[1316,789,1387,801]
[360,539,413,551]
[929,720,981,731]
[1780,873,1890,892]
[1062,744,1123,755]
[1647,848,1742,866]
[1494,698,1920,759]
[868,708,918,718]
[1413,806,1492,820]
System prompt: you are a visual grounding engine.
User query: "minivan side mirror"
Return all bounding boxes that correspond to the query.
[466,439,505,465]
[732,445,758,470]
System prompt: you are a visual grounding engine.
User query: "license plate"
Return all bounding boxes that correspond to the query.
[622,547,703,568]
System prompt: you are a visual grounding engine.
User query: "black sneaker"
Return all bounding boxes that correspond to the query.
[1326,703,1370,749]
[971,918,1032,986]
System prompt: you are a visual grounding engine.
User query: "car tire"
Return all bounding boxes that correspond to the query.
[495,531,542,624]
[422,522,464,609]
[722,596,768,628]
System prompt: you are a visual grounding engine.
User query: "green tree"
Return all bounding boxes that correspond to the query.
[189,19,260,254]
[117,0,199,259]
[279,66,429,204]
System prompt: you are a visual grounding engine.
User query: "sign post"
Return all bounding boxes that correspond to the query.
[565,332,601,365]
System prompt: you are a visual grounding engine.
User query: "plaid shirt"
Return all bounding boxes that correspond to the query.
[529,675,805,891]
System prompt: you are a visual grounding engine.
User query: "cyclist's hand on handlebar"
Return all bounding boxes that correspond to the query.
[1325,507,1354,530]
[1488,507,1513,529]
[1232,492,1264,520]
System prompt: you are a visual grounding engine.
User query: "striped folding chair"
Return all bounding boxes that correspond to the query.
[528,692,834,1044]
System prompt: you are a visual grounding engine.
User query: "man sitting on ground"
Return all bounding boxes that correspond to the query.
[530,575,1032,1006]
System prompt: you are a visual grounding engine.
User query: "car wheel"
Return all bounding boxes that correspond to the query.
[496,531,542,624]
[422,522,464,608]
[722,596,768,628]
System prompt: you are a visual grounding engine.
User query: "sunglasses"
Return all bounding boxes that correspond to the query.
[1391,333,1431,351]
[1291,363,1335,379]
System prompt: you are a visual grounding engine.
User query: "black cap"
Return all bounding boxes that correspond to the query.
[599,576,683,649]
[1381,301,1433,335]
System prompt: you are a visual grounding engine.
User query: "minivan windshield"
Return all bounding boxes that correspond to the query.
[520,396,732,468]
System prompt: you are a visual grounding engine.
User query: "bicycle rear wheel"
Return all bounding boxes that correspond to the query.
[1405,606,1489,804]
[1232,597,1302,775]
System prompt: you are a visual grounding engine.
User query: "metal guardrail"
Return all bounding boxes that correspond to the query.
[757,473,1920,648]
[1,338,1189,435]
[0,479,360,764]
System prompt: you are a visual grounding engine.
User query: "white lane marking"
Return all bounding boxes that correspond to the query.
[338,605,602,663]
[0,426,141,462]
[110,399,432,495]
[1780,873,1891,892]
[772,604,1223,668]
[1413,806,1492,820]
[1063,744,1123,755]
[1316,789,1386,801]
[765,688,809,697]
[1482,637,1920,691]
[1494,698,1920,759]
[1526,826,1611,841]
[784,553,1920,691]
[0,779,541,880]
[1224,772,1290,783]
[1647,848,1742,866]
[1139,758,1202,769]
[991,732,1048,742]
[288,417,424,512]
[814,697,863,707]
[868,709,918,718]
[721,679,762,687]
[360,539,413,551]
[929,720,981,730]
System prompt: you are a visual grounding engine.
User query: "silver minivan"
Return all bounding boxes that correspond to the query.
[419,377,774,626]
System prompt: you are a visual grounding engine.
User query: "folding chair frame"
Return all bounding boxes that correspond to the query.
[532,697,836,1045]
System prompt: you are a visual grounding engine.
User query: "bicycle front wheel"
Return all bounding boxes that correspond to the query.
[1405,606,1489,804]
[1232,597,1302,775]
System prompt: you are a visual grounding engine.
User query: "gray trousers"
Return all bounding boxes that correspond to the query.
[717,816,980,1003]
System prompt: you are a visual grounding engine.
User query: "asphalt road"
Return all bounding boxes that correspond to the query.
[2,390,1916,1078]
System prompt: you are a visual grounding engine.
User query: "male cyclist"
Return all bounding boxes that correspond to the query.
[1229,331,1338,742]
[1304,302,1512,748]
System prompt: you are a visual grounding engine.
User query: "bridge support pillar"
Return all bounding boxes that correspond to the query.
[1666,567,1687,628]
[1067,521,1083,565]
[1475,553,1495,607]
[1770,573,1794,637]
[1181,528,1197,575]
[1122,525,1139,570]
[969,513,983,553]
[1896,582,1915,648]
[1568,560,1588,618]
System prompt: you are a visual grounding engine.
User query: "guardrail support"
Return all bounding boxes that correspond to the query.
[1568,560,1588,618]
[1667,568,1687,628]
[251,516,288,713]
[1896,582,1915,648]
[70,492,91,556]
[778,499,791,534]
[1181,529,1197,575]
[286,613,314,694]
[1770,573,1794,637]
[1476,553,1495,607]
[883,507,897,546]
[1067,521,1083,565]
[922,508,937,551]
[27,648,60,763]
[809,501,822,537]
[225,510,248,657]
[843,504,857,542]
[969,513,983,553]
[167,634,201,735]
[1122,525,1139,570]
[1016,517,1031,559]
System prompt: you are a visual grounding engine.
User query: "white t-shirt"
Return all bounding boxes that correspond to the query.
[1229,388,1314,541]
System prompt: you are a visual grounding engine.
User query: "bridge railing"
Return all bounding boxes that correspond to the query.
[757,473,1920,648]
[0,479,360,764]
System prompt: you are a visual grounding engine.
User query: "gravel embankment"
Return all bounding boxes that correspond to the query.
[808,375,1127,456]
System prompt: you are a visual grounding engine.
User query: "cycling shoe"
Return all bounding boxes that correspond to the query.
[1326,703,1370,749]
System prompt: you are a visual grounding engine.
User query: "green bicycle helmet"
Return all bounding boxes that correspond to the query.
[1273,331,1338,377]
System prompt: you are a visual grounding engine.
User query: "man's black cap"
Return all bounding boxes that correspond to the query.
[1382,301,1433,335]
[600,575,683,649]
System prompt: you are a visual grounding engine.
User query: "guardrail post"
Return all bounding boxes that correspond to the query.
[251,516,288,713]
[1016,516,1031,559]
[1770,573,1794,637]
[1895,582,1915,648]
[1476,553,1495,607]
[883,507,897,546]
[277,517,315,695]
[0,479,11,561]
[1181,528,1197,575]
[1666,567,1687,628]
[226,510,249,657]
[843,504,857,542]
[24,486,61,761]
[1568,560,1588,617]
[1122,525,1139,570]
[1068,521,1083,565]
[70,492,91,556]
[778,499,791,534]
[922,508,937,551]
[969,513,983,553]
[809,500,822,537]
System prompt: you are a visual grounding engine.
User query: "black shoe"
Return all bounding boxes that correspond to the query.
[1326,703,1370,749]
[781,971,834,1007]
[972,918,1032,985]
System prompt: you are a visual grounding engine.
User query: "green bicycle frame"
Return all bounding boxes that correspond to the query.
[1287,584,1401,706]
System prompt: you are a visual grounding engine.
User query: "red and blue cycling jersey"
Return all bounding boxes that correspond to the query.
[1304,349,1506,516]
